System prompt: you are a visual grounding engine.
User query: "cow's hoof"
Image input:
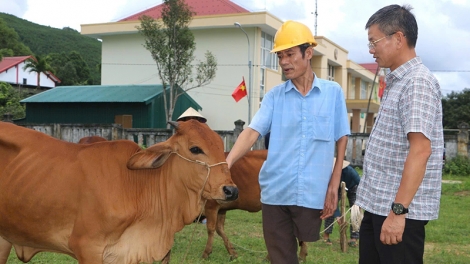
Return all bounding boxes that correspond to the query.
[202,251,211,259]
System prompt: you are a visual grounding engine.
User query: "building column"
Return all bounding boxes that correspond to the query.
[457,122,469,157]
[351,109,361,133]
[365,113,375,133]
[355,78,361,99]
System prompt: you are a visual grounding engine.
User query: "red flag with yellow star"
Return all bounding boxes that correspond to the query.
[232,77,247,102]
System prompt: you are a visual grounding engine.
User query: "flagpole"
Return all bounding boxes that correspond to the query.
[234,22,252,124]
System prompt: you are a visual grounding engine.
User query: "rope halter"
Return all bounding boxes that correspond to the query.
[170,151,228,264]
[170,151,228,201]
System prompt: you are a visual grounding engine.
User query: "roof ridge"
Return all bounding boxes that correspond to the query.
[214,0,249,12]
[119,0,249,22]
[21,84,166,103]
[119,5,161,21]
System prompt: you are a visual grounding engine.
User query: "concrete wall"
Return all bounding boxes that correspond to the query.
[18,123,466,167]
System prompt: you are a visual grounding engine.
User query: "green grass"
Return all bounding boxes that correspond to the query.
[7,175,470,263]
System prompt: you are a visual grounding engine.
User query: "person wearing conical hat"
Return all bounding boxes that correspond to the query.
[176,107,207,123]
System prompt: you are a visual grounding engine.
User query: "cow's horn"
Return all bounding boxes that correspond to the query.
[168,121,179,129]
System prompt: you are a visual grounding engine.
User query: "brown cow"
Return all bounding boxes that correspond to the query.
[0,120,238,264]
[0,135,110,262]
[0,238,9,264]
[200,149,308,262]
[77,135,107,144]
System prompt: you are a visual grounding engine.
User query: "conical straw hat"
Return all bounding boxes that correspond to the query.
[177,107,207,123]
[333,158,350,169]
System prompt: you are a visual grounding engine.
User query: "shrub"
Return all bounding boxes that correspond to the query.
[443,155,470,176]
[0,82,26,120]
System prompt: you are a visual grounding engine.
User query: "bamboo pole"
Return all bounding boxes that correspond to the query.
[339,181,348,252]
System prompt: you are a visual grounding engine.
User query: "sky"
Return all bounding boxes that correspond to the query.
[1,0,469,96]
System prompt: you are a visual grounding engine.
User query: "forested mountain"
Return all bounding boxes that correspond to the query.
[0,12,101,84]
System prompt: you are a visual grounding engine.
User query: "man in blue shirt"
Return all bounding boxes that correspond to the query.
[226,20,350,264]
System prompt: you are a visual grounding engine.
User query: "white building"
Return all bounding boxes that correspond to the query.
[81,0,379,131]
[0,56,60,93]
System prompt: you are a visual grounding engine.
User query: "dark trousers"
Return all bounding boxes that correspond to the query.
[359,211,428,264]
[262,204,322,264]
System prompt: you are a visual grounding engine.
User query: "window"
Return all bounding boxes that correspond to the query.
[260,68,265,103]
[23,78,27,85]
[261,32,278,70]
[349,77,356,99]
[259,32,278,104]
[371,83,378,101]
[327,64,335,81]
[360,80,367,99]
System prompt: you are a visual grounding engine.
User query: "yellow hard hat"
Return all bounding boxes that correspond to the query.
[271,20,317,53]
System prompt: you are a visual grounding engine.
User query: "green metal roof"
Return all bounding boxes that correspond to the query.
[20,85,200,109]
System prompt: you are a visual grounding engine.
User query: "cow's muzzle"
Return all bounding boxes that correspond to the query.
[170,152,239,201]
[223,186,239,201]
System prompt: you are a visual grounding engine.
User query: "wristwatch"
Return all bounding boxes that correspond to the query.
[391,202,409,215]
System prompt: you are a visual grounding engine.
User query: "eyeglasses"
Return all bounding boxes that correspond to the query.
[367,32,396,50]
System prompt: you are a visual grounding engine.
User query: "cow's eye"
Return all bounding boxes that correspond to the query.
[190,146,204,154]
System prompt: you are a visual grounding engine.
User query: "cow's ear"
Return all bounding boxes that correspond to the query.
[127,144,173,169]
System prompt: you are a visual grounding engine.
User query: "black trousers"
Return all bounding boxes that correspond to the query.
[359,211,428,264]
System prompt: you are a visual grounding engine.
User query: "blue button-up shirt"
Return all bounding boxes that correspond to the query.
[249,75,350,209]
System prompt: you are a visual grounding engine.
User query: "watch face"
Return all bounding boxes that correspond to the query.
[392,203,404,214]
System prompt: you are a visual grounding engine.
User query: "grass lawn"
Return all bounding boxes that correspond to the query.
[7,175,470,263]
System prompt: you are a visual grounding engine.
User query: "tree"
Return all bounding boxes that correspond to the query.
[0,48,13,61]
[442,88,470,128]
[0,18,33,56]
[49,51,91,85]
[23,55,55,90]
[68,51,91,84]
[58,62,80,86]
[0,82,27,120]
[137,0,217,125]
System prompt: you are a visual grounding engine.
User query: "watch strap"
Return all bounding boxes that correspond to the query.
[391,202,408,215]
